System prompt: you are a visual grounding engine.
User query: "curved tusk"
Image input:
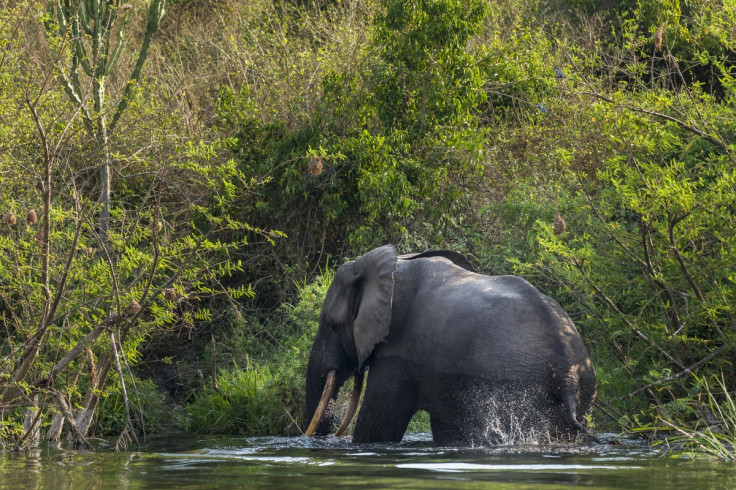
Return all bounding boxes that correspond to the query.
[334,372,364,437]
[305,369,337,437]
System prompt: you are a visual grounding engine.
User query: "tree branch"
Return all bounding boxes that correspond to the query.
[571,257,685,369]
[580,91,727,150]
[617,343,732,401]
[110,332,140,451]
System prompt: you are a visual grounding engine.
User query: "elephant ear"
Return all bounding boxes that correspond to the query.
[352,244,398,370]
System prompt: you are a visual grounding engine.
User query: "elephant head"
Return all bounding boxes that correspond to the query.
[304,244,398,436]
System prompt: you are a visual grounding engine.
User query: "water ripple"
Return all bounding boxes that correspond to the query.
[396,462,642,472]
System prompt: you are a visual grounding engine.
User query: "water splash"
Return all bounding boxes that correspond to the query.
[459,386,582,446]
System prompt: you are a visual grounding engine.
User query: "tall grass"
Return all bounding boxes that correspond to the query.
[659,374,736,461]
[187,359,305,435]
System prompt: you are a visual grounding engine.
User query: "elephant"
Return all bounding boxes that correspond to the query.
[304,245,597,445]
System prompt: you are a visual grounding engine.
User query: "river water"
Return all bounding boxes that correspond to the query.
[1,433,734,489]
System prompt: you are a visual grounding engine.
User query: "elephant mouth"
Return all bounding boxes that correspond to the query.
[305,370,364,437]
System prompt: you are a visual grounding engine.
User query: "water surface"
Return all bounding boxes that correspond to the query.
[1,433,733,489]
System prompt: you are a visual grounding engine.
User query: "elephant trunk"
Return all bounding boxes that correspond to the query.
[334,372,364,437]
[305,369,337,436]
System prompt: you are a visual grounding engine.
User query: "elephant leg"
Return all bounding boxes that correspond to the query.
[429,415,465,445]
[352,359,416,443]
[428,394,500,445]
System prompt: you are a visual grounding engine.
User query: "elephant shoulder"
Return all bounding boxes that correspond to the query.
[398,249,475,272]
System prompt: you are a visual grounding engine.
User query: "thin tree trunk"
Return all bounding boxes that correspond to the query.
[110,332,140,450]
[56,393,90,449]
[22,397,40,447]
[46,413,65,442]
[99,139,111,240]
[68,358,113,447]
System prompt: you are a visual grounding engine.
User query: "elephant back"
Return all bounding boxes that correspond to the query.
[385,264,591,388]
[399,249,475,272]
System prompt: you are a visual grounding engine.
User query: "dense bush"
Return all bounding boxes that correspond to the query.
[0,1,278,449]
[504,3,736,439]
[216,0,490,287]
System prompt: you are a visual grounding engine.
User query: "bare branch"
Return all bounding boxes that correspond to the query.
[33,316,116,389]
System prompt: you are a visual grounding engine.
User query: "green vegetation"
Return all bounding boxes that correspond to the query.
[1,0,735,458]
[657,373,736,460]
[187,270,329,435]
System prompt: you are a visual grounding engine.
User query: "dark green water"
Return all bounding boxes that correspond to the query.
[1,434,733,489]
